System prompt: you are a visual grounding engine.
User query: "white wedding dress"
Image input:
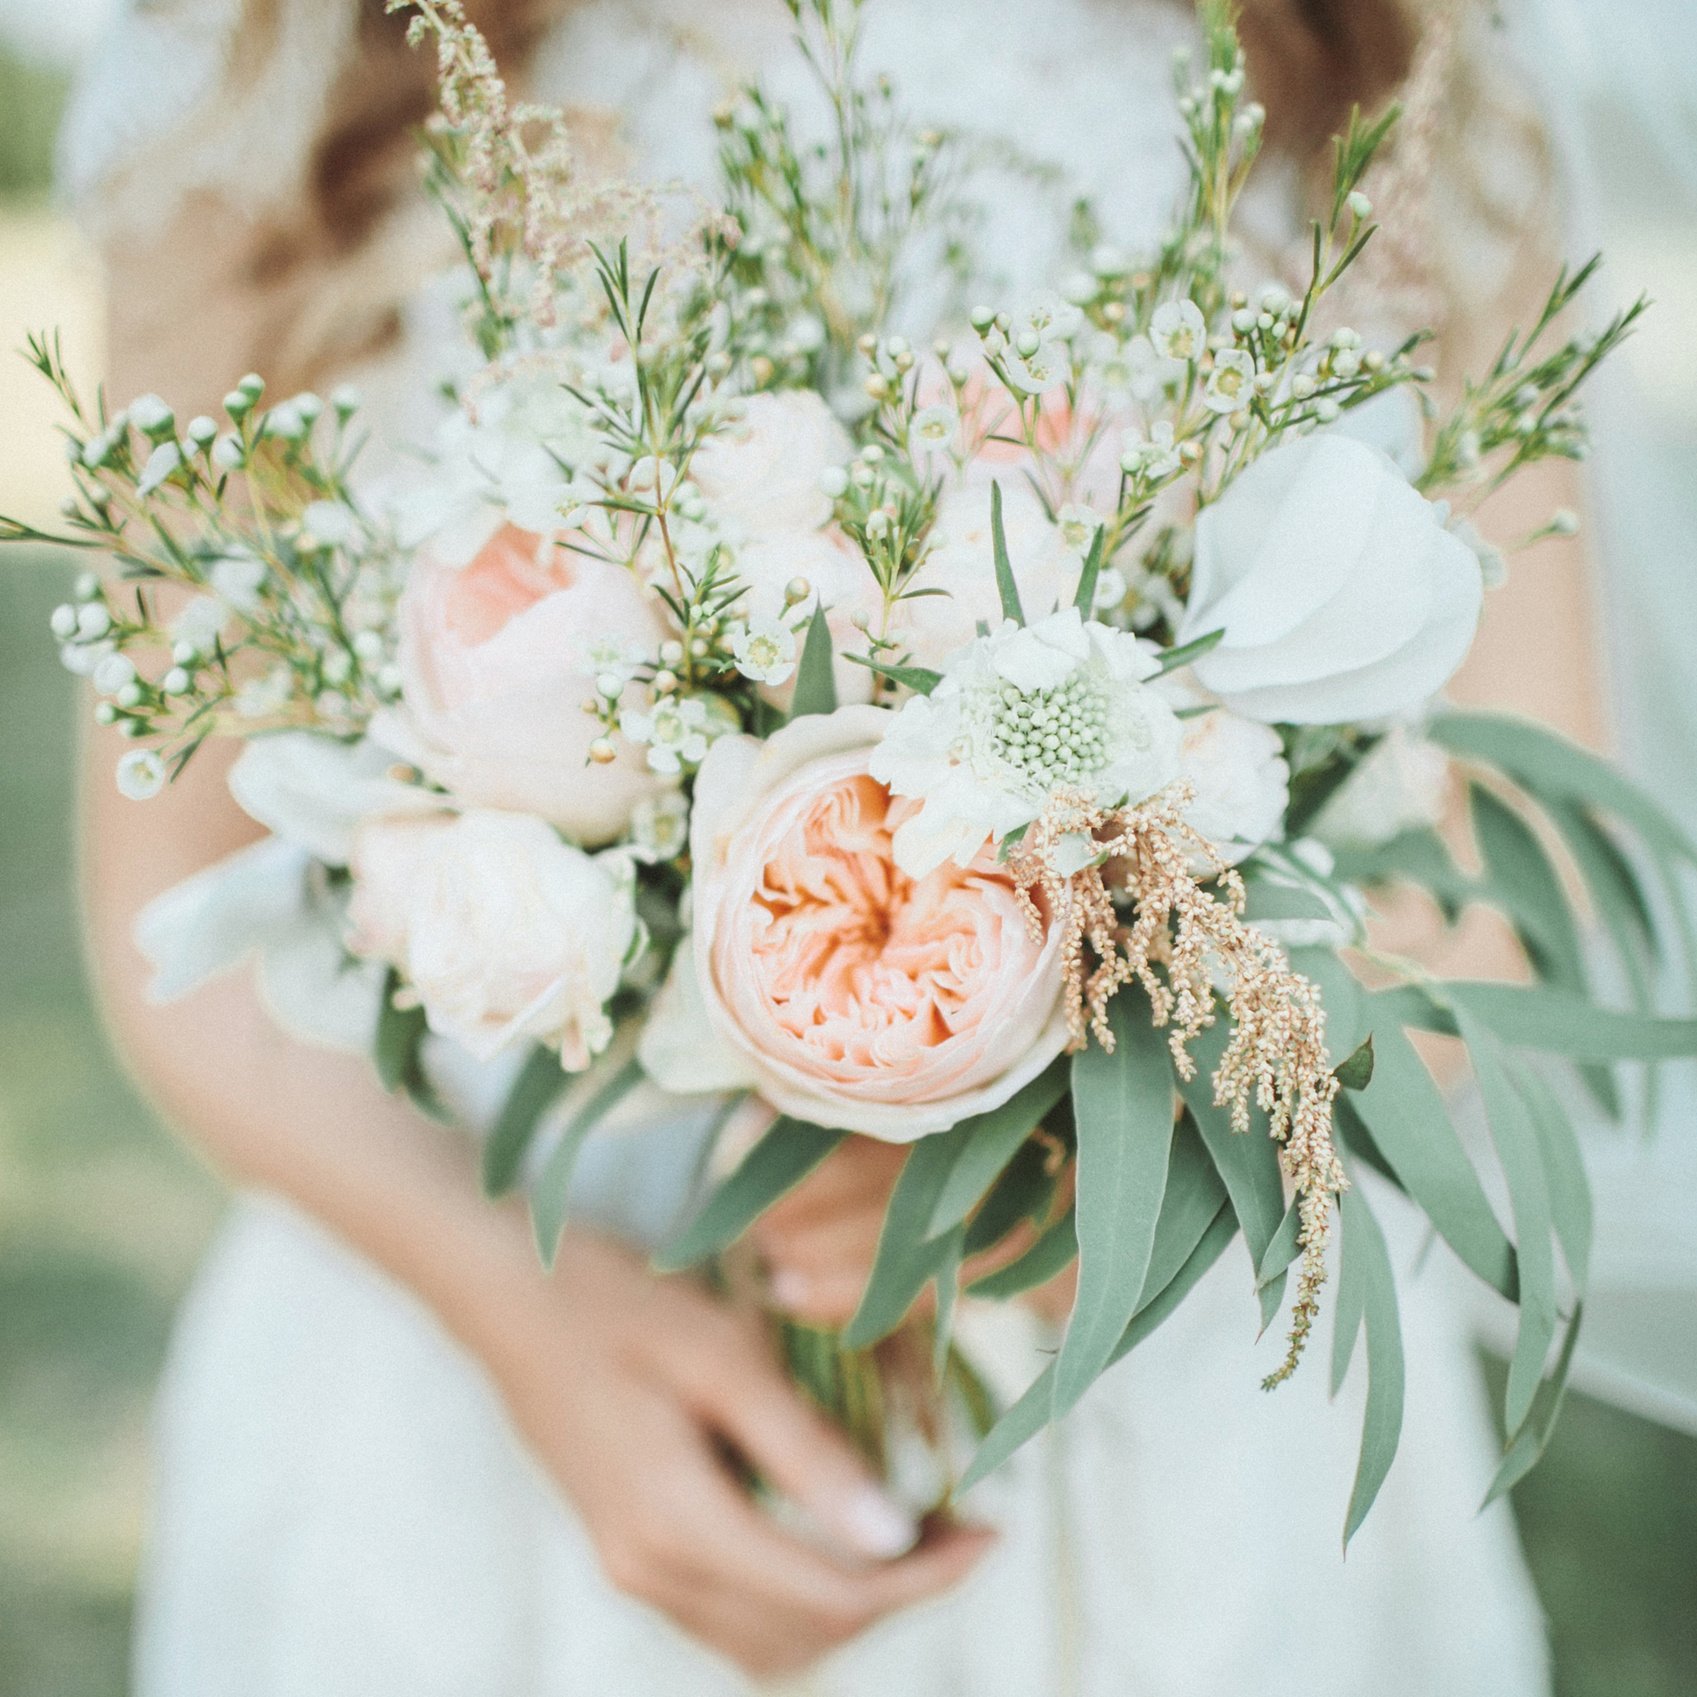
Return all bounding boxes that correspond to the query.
[64,2,1558,1693]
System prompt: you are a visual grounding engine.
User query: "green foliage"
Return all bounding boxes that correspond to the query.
[787,602,840,719]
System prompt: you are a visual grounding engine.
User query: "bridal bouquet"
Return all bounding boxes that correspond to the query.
[10,0,1695,1538]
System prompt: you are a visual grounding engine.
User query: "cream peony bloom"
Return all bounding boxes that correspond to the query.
[383,524,666,846]
[1175,434,1483,725]
[346,810,638,1069]
[640,706,1070,1142]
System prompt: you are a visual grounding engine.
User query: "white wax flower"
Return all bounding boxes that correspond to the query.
[116,749,167,800]
[629,788,691,863]
[730,614,799,686]
[1150,298,1206,363]
[621,696,714,775]
[1175,434,1483,724]
[1203,349,1256,414]
[346,811,639,1070]
[869,606,1183,877]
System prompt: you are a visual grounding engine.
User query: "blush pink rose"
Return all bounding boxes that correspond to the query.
[384,524,665,846]
[642,705,1070,1141]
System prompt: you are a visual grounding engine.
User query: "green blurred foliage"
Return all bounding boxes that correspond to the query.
[0,48,70,200]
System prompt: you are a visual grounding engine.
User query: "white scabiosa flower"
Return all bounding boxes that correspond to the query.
[1150,298,1207,363]
[869,606,1183,877]
[1175,434,1483,724]
[116,749,167,800]
[730,614,799,687]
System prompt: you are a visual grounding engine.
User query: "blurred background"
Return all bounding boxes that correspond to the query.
[0,3,1692,1693]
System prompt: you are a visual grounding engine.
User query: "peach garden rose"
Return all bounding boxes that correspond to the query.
[380,523,666,847]
[640,705,1071,1141]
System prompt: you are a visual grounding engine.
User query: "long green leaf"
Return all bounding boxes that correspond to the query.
[655,1118,845,1271]
[1514,1064,1594,1292]
[1350,1011,1519,1299]
[843,1133,971,1348]
[1382,981,1697,1061]
[788,603,838,719]
[1258,1200,1302,1289]
[1289,945,1367,1056]
[530,1057,644,1267]
[1053,993,1177,1417]
[374,967,427,1094]
[483,1044,568,1197]
[959,1191,1234,1494]
[989,482,1024,624]
[1329,1186,1368,1396]
[1341,1182,1405,1547]
[925,1061,1069,1237]
[1460,1012,1558,1434]
[1072,522,1106,615]
[1180,1025,1287,1329]
[1483,1302,1584,1505]
[967,1205,1078,1300]
[1431,711,1697,869]
[1471,784,1617,1116]
[845,654,942,696]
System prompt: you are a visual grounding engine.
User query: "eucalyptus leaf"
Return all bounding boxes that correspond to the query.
[1341,1182,1405,1547]
[530,1056,644,1267]
[1382,981,1697,1061]
[1482,1302,1584,1506]
[484,1044,569,1197]
[656,1117,845,1271]
[959,1199,1235,1493]
[925,1061,1069,1237]
[374,967,427,1094]
[1349,1012,1519,1299]
[1514,1064,1594,1293]
[1459,1011,1558,1435]
[1054,992,1177,1418]
[967,1205,1078,1300]
[1333,1036,1375,1092]
[1329,1183,1368,1396]
[843,1135,970,1348]
[845,653,942,695]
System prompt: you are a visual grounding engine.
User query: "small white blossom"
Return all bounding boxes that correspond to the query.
[49,604,78,640]
[629,789,691,863]
[235,668,293,720]
[210,551,268,612]
[137,441,183,495]
[1121,421,1182,481]
[301,501,357,547]
[1000,299,1081,395]
[1055,503,1103,560]
[621,695,714,775]
[1150,299,1207,363]
[1092,565,1129,612]
[911,404,956,450]
[76,602,112,640]
[730,614,799,686]
[171,596,231,654]
[212,434,245,471]
[116,750,167,800]
[1203,349,1256,414]
[92,652,138,697]
[128,394,174,436]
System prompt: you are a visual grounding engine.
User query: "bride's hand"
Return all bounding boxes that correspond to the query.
[750,1136,1077,1327]
[475,1230,995,1679]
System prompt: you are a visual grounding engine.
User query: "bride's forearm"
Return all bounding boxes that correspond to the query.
[78,724,544,1353]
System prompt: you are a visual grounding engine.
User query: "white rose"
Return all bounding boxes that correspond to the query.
[690,390,852,537]
[346,811,638,1069]
[1172,699,1290,865]
[1175,434,1483,724]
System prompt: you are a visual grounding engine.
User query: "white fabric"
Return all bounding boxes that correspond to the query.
[69,1,1554,1691]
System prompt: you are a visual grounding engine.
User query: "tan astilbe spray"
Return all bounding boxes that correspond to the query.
[1007,786,1346,1387]
[390,0,671,329]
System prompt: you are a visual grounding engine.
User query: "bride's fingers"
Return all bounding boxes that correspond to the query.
[684,1321,919,1559]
